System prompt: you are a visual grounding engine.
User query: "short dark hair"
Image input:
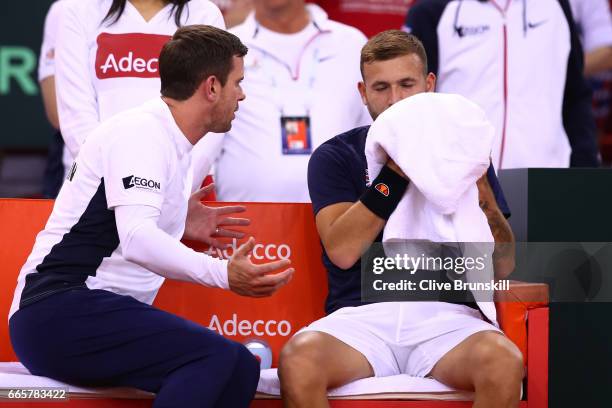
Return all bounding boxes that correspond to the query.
[360,30,428,78]
[159,25,248,101]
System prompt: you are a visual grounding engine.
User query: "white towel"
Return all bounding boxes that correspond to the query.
[365,93,497,324]
[256,368,468,398]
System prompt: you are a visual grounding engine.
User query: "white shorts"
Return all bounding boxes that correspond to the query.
[297,302,501,378]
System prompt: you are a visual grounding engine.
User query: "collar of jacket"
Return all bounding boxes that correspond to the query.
[242,3,333,40]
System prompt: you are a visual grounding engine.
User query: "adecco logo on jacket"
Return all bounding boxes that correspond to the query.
[95,32,171,79]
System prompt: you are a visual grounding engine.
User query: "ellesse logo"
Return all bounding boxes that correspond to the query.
[375,183,390,197]
[95,32,171,79]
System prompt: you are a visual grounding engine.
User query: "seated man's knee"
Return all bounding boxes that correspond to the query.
[235,343,261,384]
[473,334,524,396]
[210,341,260,394]
[206,338,251,378]
[279,332,328,392]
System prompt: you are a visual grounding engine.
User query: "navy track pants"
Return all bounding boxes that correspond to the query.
[9,288,260,408]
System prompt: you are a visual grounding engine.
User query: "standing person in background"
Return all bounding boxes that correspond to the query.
[569,0,612,76]
[39,0,66,198]
[209,0,370,202]
[404,0,599,169]
[55,0,225,183]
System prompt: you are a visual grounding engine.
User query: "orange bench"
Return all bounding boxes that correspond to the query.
[0,199,549,407]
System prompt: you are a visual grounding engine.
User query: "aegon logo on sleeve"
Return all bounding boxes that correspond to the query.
[122,175,161,191]
[95,33,171,79]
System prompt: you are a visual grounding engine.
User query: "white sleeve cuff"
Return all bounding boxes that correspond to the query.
[201,256,229,289]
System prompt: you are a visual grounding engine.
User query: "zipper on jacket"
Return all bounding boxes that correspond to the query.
[490,0,510,169]
[499,22,508,169]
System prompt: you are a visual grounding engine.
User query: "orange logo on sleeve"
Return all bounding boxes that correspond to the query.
[375,183,390,197]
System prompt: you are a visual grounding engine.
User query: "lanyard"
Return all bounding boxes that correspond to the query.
[248,22,332,115]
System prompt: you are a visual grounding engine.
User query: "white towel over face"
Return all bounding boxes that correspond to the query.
[366,92,495,242]
[365,92,498,324]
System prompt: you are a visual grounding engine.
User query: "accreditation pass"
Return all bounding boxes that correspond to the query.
[3,387,68,400]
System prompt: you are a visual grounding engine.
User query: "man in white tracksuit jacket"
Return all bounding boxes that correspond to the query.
[404,0,599,169]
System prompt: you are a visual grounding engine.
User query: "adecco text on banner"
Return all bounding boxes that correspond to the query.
[205,238,292,261]
[208,314,292,337]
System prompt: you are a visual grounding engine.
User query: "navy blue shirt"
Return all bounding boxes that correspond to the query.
[307,125,511,314]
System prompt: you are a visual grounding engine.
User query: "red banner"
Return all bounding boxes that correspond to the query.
[156,203,327,367]
[0,200,539,367]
